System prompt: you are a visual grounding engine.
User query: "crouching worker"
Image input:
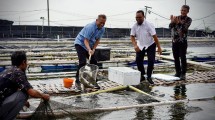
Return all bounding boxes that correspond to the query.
[0,51,50,120]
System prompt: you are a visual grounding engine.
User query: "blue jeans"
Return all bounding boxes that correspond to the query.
[136,43,156,78]
[0,91,28,120]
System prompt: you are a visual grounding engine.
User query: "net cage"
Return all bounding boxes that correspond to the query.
[18,85,213,120]
[18,87,160,119]
[79,64,99,88]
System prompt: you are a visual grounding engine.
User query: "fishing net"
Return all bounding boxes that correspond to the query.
[21,90,159,119]
[31,99,56,120]
[79,64,99,88]
[18,85,214,120]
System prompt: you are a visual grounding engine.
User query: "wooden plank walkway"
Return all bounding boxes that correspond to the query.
[29,71,215,95]
[151,71,215,86]
[30,80,123,95]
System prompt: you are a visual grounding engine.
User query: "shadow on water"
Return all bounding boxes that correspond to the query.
[169,84,187,120]
[133,106,155,120]
[131,83,188,120]
[169,83,205,120]
[132,83,156,120]
[173,84,187,100]
[169,102,187,120]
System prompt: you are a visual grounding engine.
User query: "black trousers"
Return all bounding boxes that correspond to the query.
[75,44,97,83]
[136,43,156,78]
[172,42,187,75]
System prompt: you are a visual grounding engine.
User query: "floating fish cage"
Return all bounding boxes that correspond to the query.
[127,60,164,66]
[0,66,5,72]
[41,64,77,72]
[191,56,215,62]
[1,39,214,120]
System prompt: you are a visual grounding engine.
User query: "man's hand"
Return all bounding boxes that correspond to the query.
[174,16,181,24]
[157,46,162,55]
[25,101,30,108]
[134,45,141,52]
[88,49,95,56]
[170,15,181,24]
[42,94,50,101]
[170,15,174,23]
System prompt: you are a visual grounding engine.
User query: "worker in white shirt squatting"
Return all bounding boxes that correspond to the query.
[130,10,162,84]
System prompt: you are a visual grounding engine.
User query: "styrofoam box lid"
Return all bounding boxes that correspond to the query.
[109,67,139,73]
[151,74,180,81]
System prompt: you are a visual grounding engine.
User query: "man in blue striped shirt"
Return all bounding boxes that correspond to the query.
[74,14,106,90]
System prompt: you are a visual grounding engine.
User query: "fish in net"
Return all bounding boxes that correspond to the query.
[79,54,99,89]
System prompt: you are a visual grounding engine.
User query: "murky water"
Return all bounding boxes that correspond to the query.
[40,83,215,120]
[151,83,215,100]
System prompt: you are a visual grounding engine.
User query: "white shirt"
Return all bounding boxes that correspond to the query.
[130,20,156,50]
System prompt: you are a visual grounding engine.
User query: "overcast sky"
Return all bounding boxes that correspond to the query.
[0,0,215,30]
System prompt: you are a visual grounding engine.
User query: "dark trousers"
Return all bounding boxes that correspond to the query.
[75,44,97,83]
[172,42,187,75]
[136,43,156,78]
[0,91,28,120]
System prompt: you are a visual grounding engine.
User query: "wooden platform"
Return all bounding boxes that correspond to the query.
[30,80,123,95]
[152,71,215,86]
[29,71,215,95]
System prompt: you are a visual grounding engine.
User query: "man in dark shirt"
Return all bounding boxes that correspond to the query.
[169,5,192,80]
[0,51,50,120]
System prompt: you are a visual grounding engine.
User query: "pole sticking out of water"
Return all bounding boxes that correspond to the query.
[57,35,59,42]
[47,0,50,26]
[129,85,165,102]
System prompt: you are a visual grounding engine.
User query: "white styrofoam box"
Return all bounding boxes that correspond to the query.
[151,74,180,81]
[108,67,141,85]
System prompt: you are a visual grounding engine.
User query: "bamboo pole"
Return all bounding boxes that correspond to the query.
[65,97,214,114]
[64,85,128,99]
[18,96,214,118]
[128,86,165,102]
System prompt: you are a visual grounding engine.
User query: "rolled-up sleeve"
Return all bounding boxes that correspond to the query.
[149,23,156,36]
[130,25,136,36]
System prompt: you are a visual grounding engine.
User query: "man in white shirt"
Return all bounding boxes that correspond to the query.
[130,10,162,84]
